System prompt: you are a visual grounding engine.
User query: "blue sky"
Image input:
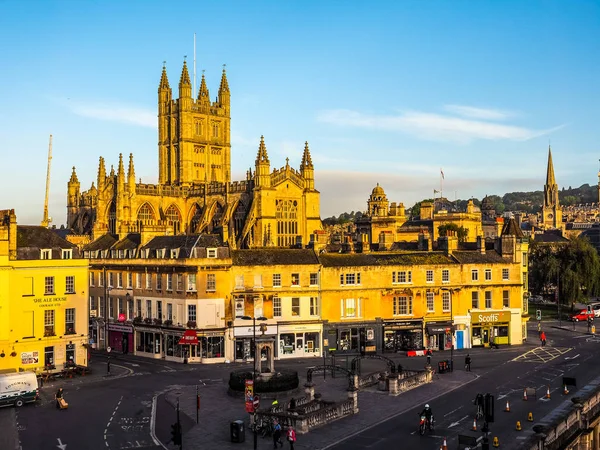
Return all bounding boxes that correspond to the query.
[1,0,599,225]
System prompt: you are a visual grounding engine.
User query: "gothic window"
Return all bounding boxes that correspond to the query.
[136,203,155,232]
[165,205,182,234]
[276,200,298,247]
[233,202,247,238]
[210,203,224,232]
[108,202,117,235]
[189,204,202,233]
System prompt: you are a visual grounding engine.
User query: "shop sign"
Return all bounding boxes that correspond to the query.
[33,296,68,308]
[234,325,277,337]
[472,311,510,324]
[178,329,199,345]
[21,351,39,365]
[278,324,321,333]
[108,323,133,333]
[427,324,452,334]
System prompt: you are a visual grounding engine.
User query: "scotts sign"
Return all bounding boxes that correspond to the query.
[472,311,510,324]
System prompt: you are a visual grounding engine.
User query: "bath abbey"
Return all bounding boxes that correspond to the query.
[66,61,322,248]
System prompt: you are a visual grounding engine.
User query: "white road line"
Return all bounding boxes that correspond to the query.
[444,406,463,417]
[103,395,123,450]
[150,394,169,449]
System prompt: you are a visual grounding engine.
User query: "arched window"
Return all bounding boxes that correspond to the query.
[165,205,182,234]
[189,204,202,233]
[108,202,117,235]
[276,200,298,247]
[210,203,224,232]
[233,202,247,238]
[136,203,155,232]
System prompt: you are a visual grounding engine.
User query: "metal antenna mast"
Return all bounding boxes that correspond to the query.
[41,134,53,227]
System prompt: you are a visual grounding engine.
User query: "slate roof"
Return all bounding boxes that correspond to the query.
[501,218,524,238]
[112,233,141,250]
[16,226,78,260]
[450,251,509,264]
[141,234,222,251]
[319,252,455,267]
[533,232,569,244]
[232,249,320,266]
[83,234,118,252]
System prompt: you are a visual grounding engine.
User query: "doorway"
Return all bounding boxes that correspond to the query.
[295,335,304,357]
[482,328,490,346]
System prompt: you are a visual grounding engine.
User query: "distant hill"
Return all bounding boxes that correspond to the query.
[323,184,599,224]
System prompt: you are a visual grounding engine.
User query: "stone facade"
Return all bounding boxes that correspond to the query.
[66,62,322,250]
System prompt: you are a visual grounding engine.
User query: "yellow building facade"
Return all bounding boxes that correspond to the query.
[66,62,322,250]
[0,210,89,373]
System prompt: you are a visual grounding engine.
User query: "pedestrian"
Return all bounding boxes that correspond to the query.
[540,331,547,347]
[426,349,432,366]
[55,388,64,409]
[537,322,542,335]
[465,354,471,372]
[273,419,283,448]
[286,425,296,450]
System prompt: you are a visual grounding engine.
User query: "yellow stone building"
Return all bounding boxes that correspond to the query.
[0,210,89,373]
[320,218,529,353]
[66,61,322,250]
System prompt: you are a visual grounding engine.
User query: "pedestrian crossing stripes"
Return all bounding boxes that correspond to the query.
[511,346,572,363]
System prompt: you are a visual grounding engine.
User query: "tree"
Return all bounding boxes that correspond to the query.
[437,223,468,242]
[529,237,600,303]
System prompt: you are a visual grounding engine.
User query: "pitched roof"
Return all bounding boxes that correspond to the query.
[17,226,76,250]
[232,249,319,266]
[112,233,141,250]
[534,232,569,243]
[319,252,455,267]
[141,234,222,251]
[501,218,524,238]
[450,251,509,264]
[83,234,118,252]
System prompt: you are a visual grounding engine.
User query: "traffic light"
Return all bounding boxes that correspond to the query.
[171,423,182,445]
[484,393,495,423]
[536,310,542,321]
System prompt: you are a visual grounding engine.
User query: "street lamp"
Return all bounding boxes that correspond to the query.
[241,315,267,450]
[441,287,461,372]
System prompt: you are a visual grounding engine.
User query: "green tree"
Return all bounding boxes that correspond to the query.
[529,237,600,303]
[437,223,468,242]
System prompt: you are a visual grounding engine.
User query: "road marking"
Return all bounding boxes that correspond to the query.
[448,415,469,428]
[444,406,463,417]
[511,347,572,363]
[565,354,580,360]
[124,363,140,367]
[150,394,169,449]
[56,438,67,450]
[104,395,123,450]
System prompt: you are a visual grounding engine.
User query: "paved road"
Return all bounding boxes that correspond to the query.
[327,322,599,450]
[6,319,595,450]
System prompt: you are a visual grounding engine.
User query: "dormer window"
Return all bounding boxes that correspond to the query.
[62,249,72,259]
[41,249,52,260]
[170,248,179,259]
[118,250,124,259]
[157,249,166,258]
[207,248,217,258]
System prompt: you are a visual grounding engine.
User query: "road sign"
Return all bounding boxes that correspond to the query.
[253,395,260,411]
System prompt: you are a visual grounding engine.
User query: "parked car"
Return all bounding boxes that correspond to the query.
[589,303,600,318]
[570,309,595,322]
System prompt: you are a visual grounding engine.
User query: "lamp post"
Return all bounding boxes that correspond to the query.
[241,315,267,450]
[441,287,460,372]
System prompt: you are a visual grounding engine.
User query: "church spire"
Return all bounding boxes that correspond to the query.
[159,63,170,91]
[219,66,230,93]
[97,156,106,189]
[218,65,230,113]
[197,72,210,101]
[179,59,192,99]
[127,153,136,192]
[69,166,79,184]
[256,135,269,164]
[300,141,313,170]
[546,145,556,187]
[117,153,125,190]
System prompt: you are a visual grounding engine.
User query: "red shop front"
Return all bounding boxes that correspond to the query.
[108,323,134,354]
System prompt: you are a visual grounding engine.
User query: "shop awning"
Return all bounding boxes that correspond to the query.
[178,329,199,345]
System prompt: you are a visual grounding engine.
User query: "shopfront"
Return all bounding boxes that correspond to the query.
[135,327,163,359]
[471,311,511,347]
[278,324,322,359]
[198,330,226,363]
[234,324,278,361]
[164,331,185,362]
[383,320,424,352]
[323,321,381,355]
[425,321,453,351]
[108,323,134,355]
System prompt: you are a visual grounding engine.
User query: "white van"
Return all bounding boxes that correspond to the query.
[0,372,39,407]
[588,303,600,318]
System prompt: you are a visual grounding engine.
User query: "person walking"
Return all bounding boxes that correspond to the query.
[540,331,547,347]
[465,354,471,372]
[286,425,296,450]
[272,419,283,448]
[55,388,64,409]
[426,349,433,366]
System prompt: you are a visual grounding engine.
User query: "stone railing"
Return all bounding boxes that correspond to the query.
[359,371,382,389]
[388,369,433,396]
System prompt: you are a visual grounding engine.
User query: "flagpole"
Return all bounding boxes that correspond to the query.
[440,170,443,199]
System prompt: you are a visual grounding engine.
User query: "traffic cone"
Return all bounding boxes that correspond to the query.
[563,384,570,395]
[472,418,477,430]
[505,400,510,412]
[441,437,448,450]
[528,412,534,422]
[523,388,528,401]
[546,386,551,399]
[516,421,522,431]
[493,436,500,447]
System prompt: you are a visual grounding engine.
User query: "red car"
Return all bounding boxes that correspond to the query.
[570,309,595,322]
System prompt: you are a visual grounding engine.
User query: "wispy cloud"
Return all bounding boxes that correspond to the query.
[443,104,514,121]
[67,101,156,128]
[317,108,564,144]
